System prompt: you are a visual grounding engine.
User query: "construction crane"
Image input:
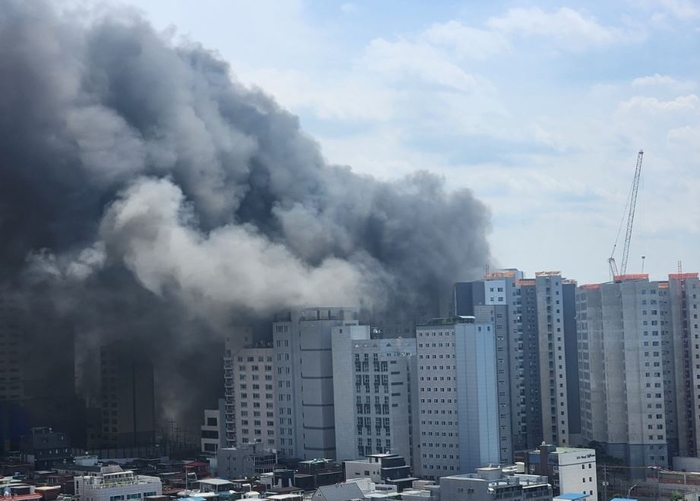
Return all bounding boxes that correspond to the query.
[608,150,644,280]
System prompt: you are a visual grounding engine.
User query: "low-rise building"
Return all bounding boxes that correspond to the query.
[20,428,72,470]
[74,465,162,501]
[217,444,277,480]
[525,445,597,499]
[438,466,552,501]
[344,454,416,492]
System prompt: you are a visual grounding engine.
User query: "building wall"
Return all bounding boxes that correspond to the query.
[274,308,359,460]
[75,468,161,501]
[535,272,570,447]
[416,319,499,479]
[668,275,700,458]
[331,326,416,464]
[344,460,381,482]
[577,277,670,470]
[555,449,597,499]
[455,322,500,473]
[99,343,155,448]
[224,326,254,447]
[577,286,606,445]
[0,293,23,403]
[231,347,276,449]
[562,282,581,443]
[201,400,225,454]
[521,282,544,450]
[474,304,513,464]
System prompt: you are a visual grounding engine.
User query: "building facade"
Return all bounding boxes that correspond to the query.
[526,445,597,499]
[438,467,552,501]
[416,316,500,478]
[668,273,700,458]
[223,326,255,447]
[454,270,579,453]
[74,465,161,501]
[332,325,416,465]
[230,346,276,448]
[200,399,225,454]
[99,343,155,448]
[577,275,670,470]
[273,307,360,460]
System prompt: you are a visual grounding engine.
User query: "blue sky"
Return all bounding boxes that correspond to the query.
[75,0,700,284]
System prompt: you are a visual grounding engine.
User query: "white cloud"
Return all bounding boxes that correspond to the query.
[619,94,700,113]
[419,20,510,60]
[238,66,398,121]
[487,7,637,50]
[340,3,358,15]
[360,37,482,92]
[631,74,696,93]
[636,0,700,19]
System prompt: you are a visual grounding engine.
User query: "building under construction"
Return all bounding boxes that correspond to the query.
[576,272,700,475]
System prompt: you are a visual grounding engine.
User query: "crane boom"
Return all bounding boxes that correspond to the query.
[620,150,643,276]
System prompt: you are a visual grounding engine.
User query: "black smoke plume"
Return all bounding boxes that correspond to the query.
[0,1,491,436]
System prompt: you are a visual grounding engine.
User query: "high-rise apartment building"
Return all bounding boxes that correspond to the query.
[99,342,156,447]
[0,293,22,403]
[668,273,700,458]
[273,307,360,460]
[223,326,255,447]
[331,325,416,465]
[454,270,579,452]
[577,275,670,470]
[230,346,276,448]
[533,272,574,447]
[415,316,500,479]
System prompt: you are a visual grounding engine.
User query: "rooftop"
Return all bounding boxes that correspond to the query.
[0,495,42,501]
[555,494,590,501]
[198,479,234,486]
[418,316,475,327]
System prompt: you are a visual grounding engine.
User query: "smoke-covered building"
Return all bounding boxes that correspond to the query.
[0,0,493,458]
[273,307,360,460]
[20,427,72,470]
[331,325,416,466]
[99,343,156,447]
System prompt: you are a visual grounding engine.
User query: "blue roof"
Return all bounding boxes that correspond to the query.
[555,494,590,500]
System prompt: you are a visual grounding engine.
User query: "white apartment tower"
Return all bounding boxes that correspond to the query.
[331,325,416,466]
[415,316,500,479]
[273,307,360,460]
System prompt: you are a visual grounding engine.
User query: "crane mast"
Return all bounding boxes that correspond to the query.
[609,150,644,280]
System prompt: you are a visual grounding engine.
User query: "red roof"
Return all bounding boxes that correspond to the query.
[1,495,43,501]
